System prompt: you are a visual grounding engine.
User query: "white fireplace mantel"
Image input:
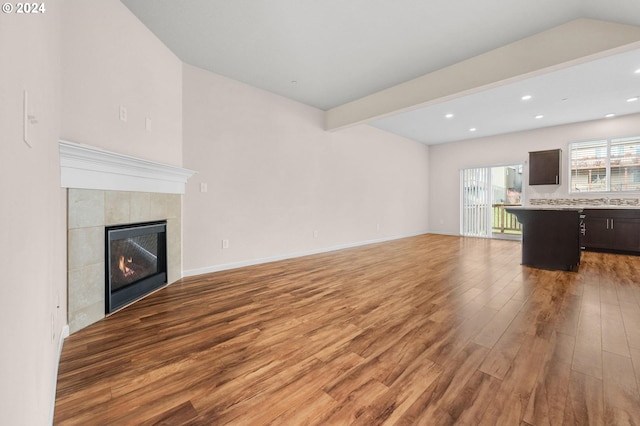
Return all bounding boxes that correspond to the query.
[59,140,196,194]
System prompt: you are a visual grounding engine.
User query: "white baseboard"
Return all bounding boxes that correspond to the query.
[429,230,461,237]
[183,231,429,278]
[50,324,69,425]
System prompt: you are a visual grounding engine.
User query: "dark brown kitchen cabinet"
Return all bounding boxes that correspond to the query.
[583,209,640,253]
[506,207,581,271]
[529,149,561,185]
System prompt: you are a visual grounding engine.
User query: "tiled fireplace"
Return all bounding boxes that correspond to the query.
[60,141,195,333]
[67,189,181,332]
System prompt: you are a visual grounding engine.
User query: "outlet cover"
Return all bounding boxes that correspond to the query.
[119,105,127,122]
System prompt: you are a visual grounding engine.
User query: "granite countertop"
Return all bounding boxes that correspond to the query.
[520,205,640,210]
[507,206,584,211]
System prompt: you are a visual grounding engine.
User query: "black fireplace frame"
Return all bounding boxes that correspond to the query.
[105,220,167,314]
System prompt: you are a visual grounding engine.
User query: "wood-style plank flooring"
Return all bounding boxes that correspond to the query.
[54,234,640,425]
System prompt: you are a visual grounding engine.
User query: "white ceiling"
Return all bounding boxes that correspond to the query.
[121,0,640,144]
[372,48,640,144]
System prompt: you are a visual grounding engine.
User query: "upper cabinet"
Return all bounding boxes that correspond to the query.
[529,149,561,185]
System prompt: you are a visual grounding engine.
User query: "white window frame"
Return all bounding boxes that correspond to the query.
[568,136,640,194]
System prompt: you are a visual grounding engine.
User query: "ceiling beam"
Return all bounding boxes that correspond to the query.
[325,19,640,131]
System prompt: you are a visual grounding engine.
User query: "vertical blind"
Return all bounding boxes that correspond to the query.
[461,167,490,237]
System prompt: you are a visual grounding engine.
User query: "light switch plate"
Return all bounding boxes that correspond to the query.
[23,90,31,147]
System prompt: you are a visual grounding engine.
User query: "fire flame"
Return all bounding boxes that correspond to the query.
[118,255,135,277]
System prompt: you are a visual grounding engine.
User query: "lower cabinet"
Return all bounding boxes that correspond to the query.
[583,209,640,253]
[506,208,581,271]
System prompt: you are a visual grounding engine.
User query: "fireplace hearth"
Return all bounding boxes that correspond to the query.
[105,221,167,314]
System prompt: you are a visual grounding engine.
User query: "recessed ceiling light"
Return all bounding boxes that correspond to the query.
[521,95,532,101]
[469,127,477,132]
[635,68,640,74]
[445,113,454,119]
[605,113,616,118]
[535,115,544,119]
[627,97,638,103]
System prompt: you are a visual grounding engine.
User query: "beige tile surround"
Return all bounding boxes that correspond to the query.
[67,189,182,333]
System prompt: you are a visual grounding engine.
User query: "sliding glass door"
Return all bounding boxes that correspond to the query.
[461,165,523,239]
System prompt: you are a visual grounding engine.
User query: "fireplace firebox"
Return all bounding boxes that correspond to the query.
[105,221,167,314]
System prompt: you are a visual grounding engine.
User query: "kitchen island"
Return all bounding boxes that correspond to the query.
[506,206,582,271]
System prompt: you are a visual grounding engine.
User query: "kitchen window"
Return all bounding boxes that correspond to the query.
[569,136,640,193]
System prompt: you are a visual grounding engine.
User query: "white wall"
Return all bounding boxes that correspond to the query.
[182,64,430,274]
[61,0,183,165]
[429,113,640,235]
[0,5,66,425]
[0,0,185,422]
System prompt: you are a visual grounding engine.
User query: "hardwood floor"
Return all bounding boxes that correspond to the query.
[54,234,640,425]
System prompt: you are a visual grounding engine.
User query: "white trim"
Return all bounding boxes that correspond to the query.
[430,230,461,237]
[61,324,70,340]
[183,232,428,277]
[59,140,196,194]
[49,324,69,426]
